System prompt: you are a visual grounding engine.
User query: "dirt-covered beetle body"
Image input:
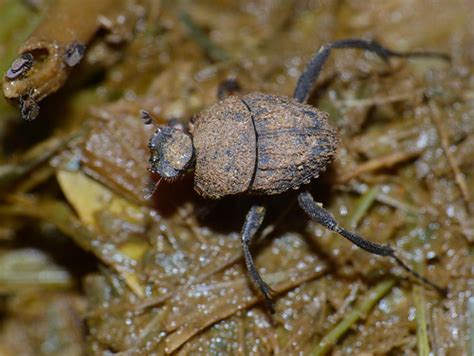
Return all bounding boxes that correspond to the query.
[145,39,447,311]
[192,93,339,199]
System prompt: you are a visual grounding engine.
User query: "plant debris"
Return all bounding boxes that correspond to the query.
[0,0,472,355]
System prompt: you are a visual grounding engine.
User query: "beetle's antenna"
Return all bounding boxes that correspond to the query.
[143,177,163,199]
[140,110,157,127]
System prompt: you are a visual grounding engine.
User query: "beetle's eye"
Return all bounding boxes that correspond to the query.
[149,132,159,150]
[148,126,193,179]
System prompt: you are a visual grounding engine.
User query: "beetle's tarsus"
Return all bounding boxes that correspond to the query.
[293,38,450,103]
[390,254,448,296]
[297,190,446,295]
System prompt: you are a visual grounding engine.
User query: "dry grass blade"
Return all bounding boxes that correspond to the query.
[340,183,420,216]
[469,297,474,356]
[164,267,327,354]
[337,150,422,183]
[349,185,380,228]
[413,284,430,356]
[334,89,426,108]
[310,279,397,356]
[180,10,230,62]
[428,101,472,214]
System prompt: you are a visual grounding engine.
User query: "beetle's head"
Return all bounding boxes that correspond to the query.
[148,124,194,180]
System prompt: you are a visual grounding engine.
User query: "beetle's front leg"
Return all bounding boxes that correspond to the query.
[241,204,275,312]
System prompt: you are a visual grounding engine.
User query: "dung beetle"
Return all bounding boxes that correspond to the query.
[143,39,448,312]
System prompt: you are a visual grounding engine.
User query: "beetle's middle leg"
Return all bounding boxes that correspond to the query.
[241,204,275,312]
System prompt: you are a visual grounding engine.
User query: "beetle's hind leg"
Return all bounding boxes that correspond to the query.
[297,190,447,295]
[293,38,450,103]
[241,204,276,313]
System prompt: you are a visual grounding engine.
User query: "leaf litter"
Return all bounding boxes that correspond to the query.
[0,0,472,355]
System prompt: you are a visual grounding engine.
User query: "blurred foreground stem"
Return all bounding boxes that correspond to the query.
[413,284,430,356]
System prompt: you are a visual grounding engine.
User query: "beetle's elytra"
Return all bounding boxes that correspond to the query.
[192,93,338,198]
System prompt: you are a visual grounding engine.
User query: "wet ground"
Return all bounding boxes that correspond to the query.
[0,0,472,355]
